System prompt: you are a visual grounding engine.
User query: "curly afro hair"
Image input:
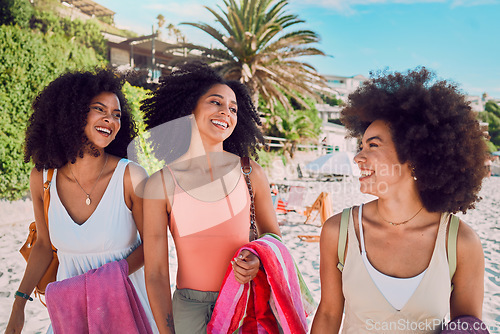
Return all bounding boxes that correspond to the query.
[140,61,263,158]
[341,67,487,214]
[25,68,137,170]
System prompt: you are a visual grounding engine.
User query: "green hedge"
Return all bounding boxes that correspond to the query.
[0,25,104,200]
[0,0,33,28]
[121,82,164,175]
[30,10,108,59]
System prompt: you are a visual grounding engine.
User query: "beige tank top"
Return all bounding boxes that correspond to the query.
[342,208,451,333]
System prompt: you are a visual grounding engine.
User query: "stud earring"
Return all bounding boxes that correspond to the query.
[411,165,417,181]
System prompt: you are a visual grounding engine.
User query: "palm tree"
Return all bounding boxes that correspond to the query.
[166,0,328,110]
[265,100,321,158]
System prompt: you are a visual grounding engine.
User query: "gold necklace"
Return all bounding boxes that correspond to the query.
[69,154,108,205]
[377,202,424,226]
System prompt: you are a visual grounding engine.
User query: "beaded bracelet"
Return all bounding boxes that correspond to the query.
[15,291,33,301]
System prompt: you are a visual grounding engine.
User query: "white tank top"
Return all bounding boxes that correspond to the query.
[358,204,426,310]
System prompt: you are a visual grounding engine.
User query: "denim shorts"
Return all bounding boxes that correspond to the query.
[172,288,219,334]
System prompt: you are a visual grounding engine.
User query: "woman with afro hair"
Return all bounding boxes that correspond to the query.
[312,67,488,333]
[141,61,281,333]
[6,68,158,333]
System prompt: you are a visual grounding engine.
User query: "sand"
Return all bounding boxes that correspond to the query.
[0,177,499,333]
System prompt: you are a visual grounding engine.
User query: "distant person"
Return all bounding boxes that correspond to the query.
[484,157,492,177]
[312,68,488,333]
[140,62,281,333]
[5,69,158,333]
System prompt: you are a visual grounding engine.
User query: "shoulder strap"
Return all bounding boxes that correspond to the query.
[241,157,251,174]
[43,169,57,252]
[43,169,54,227]
[447,214,460,281]
[337,208,350,272]
[240,157,257,241]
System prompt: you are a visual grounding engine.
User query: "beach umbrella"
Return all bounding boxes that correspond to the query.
[492,151,500,156]
[304,151,360,177]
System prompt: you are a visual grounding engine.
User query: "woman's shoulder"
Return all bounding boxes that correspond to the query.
[144,166,174,200]
[322,209,350,238]
[247,158,267,179]
[455,217,482,251]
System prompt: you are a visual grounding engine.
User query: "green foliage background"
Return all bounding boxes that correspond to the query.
[478,101,500,151]
[0,0,33,28]
[121,83,164,175]
[0,24,104,200]
[30,10,108,58]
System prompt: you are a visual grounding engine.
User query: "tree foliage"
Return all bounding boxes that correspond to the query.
[167,0,327,110]
[261,95,322,158]
[0,25,103,200]
[0,0,33,28]
[121,83,164,175]
[30,9,108,58]
[478,101,500,150]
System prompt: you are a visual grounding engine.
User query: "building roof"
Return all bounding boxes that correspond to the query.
[114,34,180,55]
[62,0,114,17]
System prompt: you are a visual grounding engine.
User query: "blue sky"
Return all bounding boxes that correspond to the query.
[97,0,500,99]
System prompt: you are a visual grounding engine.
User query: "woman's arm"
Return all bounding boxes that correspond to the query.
[311,213,345,333]
[143,171,175,334]
[232,160,281,284]
[5,168,55,334]
[248,160,281,236]
[123,162,149,275]
[449,219,484,319]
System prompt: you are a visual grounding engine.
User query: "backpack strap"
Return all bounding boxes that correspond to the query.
[447,214,460,288]
[337,208,350,272]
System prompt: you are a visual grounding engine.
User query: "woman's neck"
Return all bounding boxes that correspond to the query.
[376,180,425,225]
[64,151,107,178]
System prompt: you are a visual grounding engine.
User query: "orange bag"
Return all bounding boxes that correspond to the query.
[19,169,58,303]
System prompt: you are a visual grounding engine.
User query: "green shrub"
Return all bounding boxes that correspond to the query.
[0,25,103,200]
[0,0,33,28]
[30,10,108,58]
[121,82,164,175]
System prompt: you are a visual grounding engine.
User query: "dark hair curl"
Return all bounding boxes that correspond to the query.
[140,61,263,158]
[25,68,136,170]
[341,67,487,213]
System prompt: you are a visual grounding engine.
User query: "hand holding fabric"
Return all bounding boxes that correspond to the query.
[231,249,260,284]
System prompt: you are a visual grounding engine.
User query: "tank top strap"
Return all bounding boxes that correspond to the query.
[162,165,179,187]
[358,204,366,253]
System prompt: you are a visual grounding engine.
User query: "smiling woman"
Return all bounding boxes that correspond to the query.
[312,67,489,334]
[5,68,159,333]
[140,61,282,333]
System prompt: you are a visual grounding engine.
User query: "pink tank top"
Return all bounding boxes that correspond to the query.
[165,166,251,292]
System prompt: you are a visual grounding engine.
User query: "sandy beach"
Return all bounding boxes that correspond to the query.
[0,177,499,333]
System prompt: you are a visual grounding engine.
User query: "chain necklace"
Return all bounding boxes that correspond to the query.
[69,154,108,205]
[377,202,424,226]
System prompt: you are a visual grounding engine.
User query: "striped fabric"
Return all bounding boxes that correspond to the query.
[207,234,315,334]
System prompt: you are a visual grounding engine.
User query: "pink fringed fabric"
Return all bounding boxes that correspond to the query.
[45,259,152,334]
[207,235,310,334]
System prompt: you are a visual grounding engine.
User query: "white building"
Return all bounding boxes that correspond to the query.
[323,74,368,102]
[321,122,358,152]
[466,95,485,112]
[313,73,367,152]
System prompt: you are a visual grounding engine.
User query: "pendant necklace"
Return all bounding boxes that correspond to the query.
[69,154,108,205]
[377,202,424,226]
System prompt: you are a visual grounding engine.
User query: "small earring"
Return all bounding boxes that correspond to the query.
[411,166,417,181]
